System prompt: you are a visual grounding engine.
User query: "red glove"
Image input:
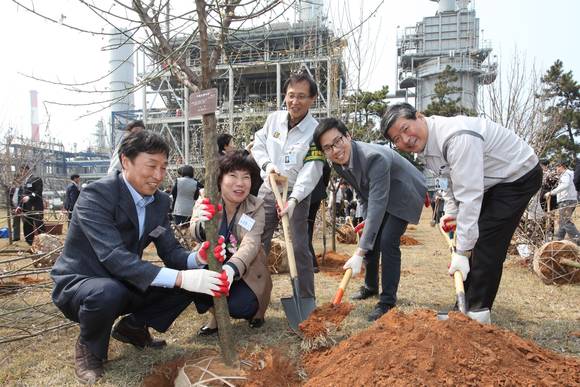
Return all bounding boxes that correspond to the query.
[192,198,223,222]
[440,215,457,233]
[354,221,365,235]
[424,193,431,208]
[196,235,226,265]
[215,270,230,297]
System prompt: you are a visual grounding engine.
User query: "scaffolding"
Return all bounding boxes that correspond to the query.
[125,20,346,169]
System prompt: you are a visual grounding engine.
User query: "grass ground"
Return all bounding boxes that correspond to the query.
[0,208,578,385]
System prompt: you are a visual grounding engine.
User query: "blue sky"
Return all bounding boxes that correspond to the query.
[0,0,578,151]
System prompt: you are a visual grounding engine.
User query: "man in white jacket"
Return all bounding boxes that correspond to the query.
[546,161,580,242]
[382,103,542,313]
[251,71,324,298]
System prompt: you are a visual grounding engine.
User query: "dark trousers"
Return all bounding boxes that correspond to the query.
[307,200,322,267]
[22,204,44,245]
[173,215,191,227]
[58,278,195,360]
[364,213,408,307]
[465,164,542,310]
[12,213,21,241]
[192,279,258,319]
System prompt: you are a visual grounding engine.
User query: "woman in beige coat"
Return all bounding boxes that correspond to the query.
[190,151,272,335]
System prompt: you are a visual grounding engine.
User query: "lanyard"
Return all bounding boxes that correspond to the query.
[220,202,240,243]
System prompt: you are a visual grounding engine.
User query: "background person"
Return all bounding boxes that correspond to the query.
[314,118,426,321]
[171,165,203,226]
[546,160,580,243]
[64,174,81,221]
[190,151,272,334]
[17,165,45,245]
[382,102,541,314]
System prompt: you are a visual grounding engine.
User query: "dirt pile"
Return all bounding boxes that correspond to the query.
[400,235,421,246]
[143,349,300,387]
[316,251,350,277]
[299,302,354,340]
[302,309,580,386]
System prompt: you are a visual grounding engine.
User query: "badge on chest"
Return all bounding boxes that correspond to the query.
[238,213,255,231]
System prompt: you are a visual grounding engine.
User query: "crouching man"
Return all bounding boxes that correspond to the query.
[51,131,228,384]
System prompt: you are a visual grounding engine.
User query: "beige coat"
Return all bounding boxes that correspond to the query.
[190,195,272,319]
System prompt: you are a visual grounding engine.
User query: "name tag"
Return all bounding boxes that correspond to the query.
[238,213,255,231]
[149,226,166,238]
[283,153,298,165]
[26,183,32,188]
[436,178,449,190]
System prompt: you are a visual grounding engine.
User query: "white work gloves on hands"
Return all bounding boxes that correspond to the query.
[448,252,470,280]
[180,269,226,296]
[266,163,280,175]
[192,198,222,223]
[343,253,364,275]
[279,198,297,219]
[223,265,235,291]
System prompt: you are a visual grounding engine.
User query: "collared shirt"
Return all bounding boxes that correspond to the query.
[419,115,538,251]
[122,174,199,288]
[251,110,323,202]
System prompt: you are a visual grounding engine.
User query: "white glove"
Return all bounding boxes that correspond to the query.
[180,269,225,296]
[223,265,235,290]
[448,252,470,280]
[22,196,30,204]
[439,213,456,231]
[192,198,220,223]
[343,253,364,275]
[279,198,297,219]
[266,163,280,175]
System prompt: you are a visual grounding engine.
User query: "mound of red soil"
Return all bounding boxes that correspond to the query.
[242,349,301,386]
[299,302,354,340]
[302,309,580,386]
[400,235,421,246]
[316,251,350,277]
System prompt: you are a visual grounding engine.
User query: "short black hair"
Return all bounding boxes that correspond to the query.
[118,131,169,164]
[556,160,568,168]
[218,150,260,189]
[313,117,349,150]
[125,119,145,132]
[217,133,233,154]
[178,165,194,178]
[381,103,418,139]
[70,174,80,180]
[283,70,318,97]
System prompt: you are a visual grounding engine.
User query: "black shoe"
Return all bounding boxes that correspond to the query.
[350,286,378,300]
[111,316,166,349]
[368,304,392,321]
[313,266,320,273]
[75,337,104,384]
[249,318,265,329]
[197,325,219,336]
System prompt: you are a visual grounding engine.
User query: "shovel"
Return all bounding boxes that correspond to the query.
[436,224,491,324]
[269,173,316,333]
[332,268,352,305]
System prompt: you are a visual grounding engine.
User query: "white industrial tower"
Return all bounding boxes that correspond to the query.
[397,0,496,112]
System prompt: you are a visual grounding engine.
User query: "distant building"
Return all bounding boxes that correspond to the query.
[397,0,497,112]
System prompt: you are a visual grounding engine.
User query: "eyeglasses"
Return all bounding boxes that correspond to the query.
[286,93,310,102]
[321,135,345,154]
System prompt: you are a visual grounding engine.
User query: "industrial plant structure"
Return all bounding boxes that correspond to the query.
[111,0,346,168]
[397,0,496,111]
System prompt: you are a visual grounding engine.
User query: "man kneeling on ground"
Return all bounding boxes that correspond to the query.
[51,131,228,384]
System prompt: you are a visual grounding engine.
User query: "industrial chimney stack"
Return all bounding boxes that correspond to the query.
[30,90,40,142]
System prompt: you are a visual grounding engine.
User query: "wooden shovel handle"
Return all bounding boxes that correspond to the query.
[268,173,298,279]
[332,268,353,305]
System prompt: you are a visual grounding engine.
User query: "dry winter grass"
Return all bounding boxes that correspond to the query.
[0,209,578,386]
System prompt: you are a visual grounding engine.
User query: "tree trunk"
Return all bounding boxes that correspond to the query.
[196,0,237,367]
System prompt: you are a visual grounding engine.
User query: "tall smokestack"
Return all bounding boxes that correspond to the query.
[30,90,40,142]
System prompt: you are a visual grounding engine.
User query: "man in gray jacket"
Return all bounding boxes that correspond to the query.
[314,118,426,321]
[382,103,541,314]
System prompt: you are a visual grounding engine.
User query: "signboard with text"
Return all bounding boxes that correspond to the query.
[188,88,218,117]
